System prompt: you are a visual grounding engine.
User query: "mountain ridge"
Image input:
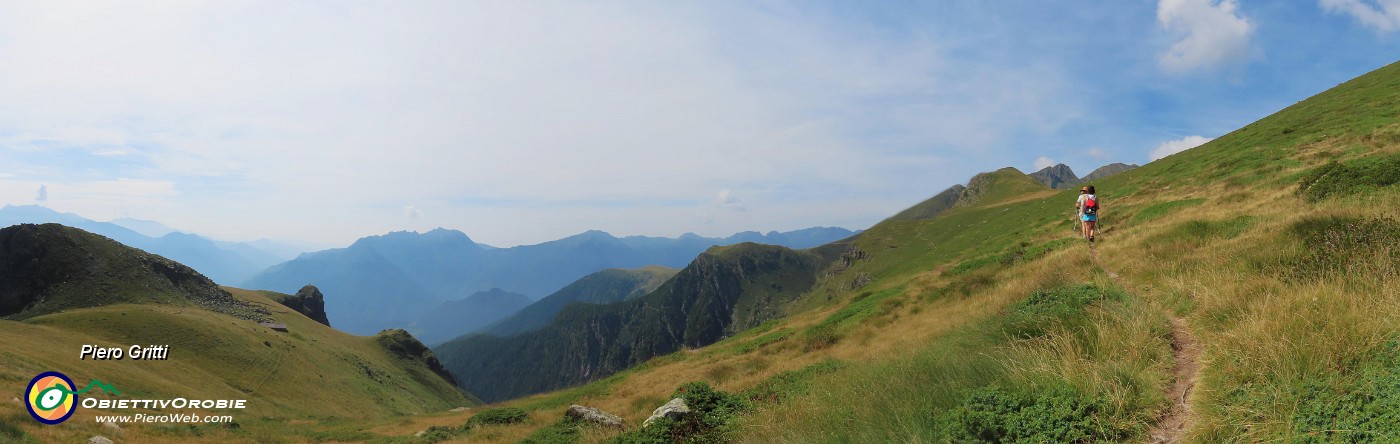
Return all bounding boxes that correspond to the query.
[245,226,857,334]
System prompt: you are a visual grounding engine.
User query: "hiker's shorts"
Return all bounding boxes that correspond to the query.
[1081,214,1097,222]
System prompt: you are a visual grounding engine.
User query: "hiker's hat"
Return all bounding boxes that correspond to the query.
[1079,186,1088,192]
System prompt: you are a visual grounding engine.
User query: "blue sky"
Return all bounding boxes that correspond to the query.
[0,0,1397,247]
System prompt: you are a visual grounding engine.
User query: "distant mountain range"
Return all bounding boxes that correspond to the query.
[1027,163,1139,189]
[408,288,534,345]
[245,226,858,335]
[0,205,300,285]
[436,242,833,402]
[480,266,678,338]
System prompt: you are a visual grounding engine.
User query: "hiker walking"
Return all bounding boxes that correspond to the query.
[1076,185,1099,242]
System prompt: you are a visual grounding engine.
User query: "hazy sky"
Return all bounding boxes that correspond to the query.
[0,1,1397,247]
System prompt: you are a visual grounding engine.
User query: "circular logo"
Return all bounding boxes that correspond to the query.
[25,371,77,425]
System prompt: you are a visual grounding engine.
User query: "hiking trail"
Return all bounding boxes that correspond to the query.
[1090,244,1201,444]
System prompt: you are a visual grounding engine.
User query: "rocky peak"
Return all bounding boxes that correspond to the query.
[1029,163,1081,189]
[271,285,331,326]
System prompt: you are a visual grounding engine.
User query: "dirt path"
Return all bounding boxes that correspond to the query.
[1091,244,1201,444]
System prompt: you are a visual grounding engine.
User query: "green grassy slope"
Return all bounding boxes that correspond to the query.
[0,225,474,443]
[437,243,831,403]
[406,60,1400,444]
[0,223,264,321]
[884,184,966,222]
[0,287,473,443]
[736,59,1400,443]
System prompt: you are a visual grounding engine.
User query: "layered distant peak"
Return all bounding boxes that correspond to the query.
[1029,163,1081,189]
[408,288,533,345]
[1082,163,1140,182]
[0,223,266,321]
[353,228,480,249]
[560,230,620,243]
[109,217,179,238]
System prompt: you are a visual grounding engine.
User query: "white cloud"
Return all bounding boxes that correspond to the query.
[712,189,746,213]
[0,178,177,219]
[1150,135,1213,161]
[1085,147,1109,160]
[0,2,1083,246]
[403,205,420,220]
[1033,156,1058,170]
[1320,0,1400,32]
[1157,0,1253,73]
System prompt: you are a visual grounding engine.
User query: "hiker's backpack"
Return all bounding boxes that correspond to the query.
[1083,196,1098,215]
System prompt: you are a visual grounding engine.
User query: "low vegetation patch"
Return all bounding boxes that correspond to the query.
[1287,215,1400,281]
[938,385,1126,443]
[1289,338,1400,443]
[611,382,750,444]
[1132,198,1206,223]
[739,283,1162,442]
[742,358,845,403]
[1298,153,1400,201]
[521,418,585,444]
[468,406,530,426]
[999,284,1122,340]
[946,238,1077,277]
[731,328,793,354]
[0,413,34,444]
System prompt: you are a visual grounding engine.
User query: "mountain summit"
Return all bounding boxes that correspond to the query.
[1028,162,1139,189]
[1028,163,1081,189]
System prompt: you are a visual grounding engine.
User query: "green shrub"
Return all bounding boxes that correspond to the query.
[467,406,529,426]
[938,385,1128,443]
[1289,338,1400,443]
[1000,284,1121,340]
[417,424,463,443]
[1287,216,1400,281]
[1298,154,1400,201]
[801,323,840,351]
[611,382,750,444]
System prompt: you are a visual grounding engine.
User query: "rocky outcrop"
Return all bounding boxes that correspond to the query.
[566,405,623,428]
[643,398,691,428]
[270,285,330,326]
[376,329,458,386]
[955,171,1000,207]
